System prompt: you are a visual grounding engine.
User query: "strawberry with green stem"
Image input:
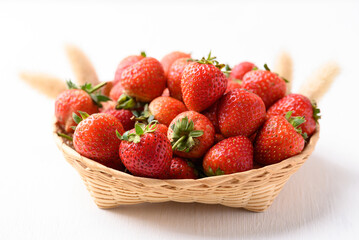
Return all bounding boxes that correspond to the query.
[266,93,320,136]
[118,121,172,179]
[168,111,215,160]
[181,51,228,112]
[254,111,307,165]
[242,64,287,109]
[72,112,125,170]
[55,80,110,132]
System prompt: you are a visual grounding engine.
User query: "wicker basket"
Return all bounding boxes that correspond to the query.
[54,122,320,212]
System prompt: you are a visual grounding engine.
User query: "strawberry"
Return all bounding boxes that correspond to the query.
[181,52,228,112]
[167,58,192,101]
[169,157,198,179]
[266,93,320,136]
[214,133,225,143]
[217,88,266,137]
[149,96,187,126]
[167,111,215,159]
[230,61,256,80]
[113,52,146,85]
[120,57,166,102]
[161,51,191,77]
[242,64,286,109]
[109,83,125,102]
[218,88,266,138]
[254,112,306,165]
[155,123,169,136]
[225,79,241,93]
[73,112,125,169]
[203,135,253,176]
[55,81,110,132]
[118,122,172,179]
[102,109,135,131]
[202,101,220,133]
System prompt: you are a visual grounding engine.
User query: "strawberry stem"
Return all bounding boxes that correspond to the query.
[57,132,73,141]
[88,82,107,93]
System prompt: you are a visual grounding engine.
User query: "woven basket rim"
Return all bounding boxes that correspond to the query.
[54,121,320,184]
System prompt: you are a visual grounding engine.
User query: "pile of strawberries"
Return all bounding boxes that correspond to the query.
[55,51,320,179]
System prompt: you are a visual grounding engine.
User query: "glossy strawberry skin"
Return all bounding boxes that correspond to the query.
[218,88,266,138]
[149,96,187,126]
[203,136,253,175]
[113,55,145,86]
[169,157,197,179]
[202,101,220,133]
[225,80,241,93]
[119,131,172,179]
[181,62,227,112]
[161,51,191,78]
[73,113,125,168]
[254,116,305,165]
[55,89,99,133]
[167,111,215,159]
[120,57,166,102]
[242,70,286,109]
[155,124,169,136]
[167,58,191,101]
[109,83,125,101]
[267,94,316,136]
[102,109,135,131]
[230,62,256,80]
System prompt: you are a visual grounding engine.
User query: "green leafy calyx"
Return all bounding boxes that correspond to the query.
[170,116,204,152]
[190,51,226,70]
[71,111,90,130]
[312,101,321,122]
[116,121,158,143]
[262,64,289,83]
[131,104,154,124]
[285,111,308,139]
[66,80,110,107]
[206,166,225,177]
[115,94,140,110]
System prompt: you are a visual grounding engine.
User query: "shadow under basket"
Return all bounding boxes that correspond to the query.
[54,123,320,212]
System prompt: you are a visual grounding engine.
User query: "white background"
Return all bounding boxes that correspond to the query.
[1,0,359,239]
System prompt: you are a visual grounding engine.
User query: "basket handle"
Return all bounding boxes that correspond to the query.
[274,51,293,95]
[299,62,340,103]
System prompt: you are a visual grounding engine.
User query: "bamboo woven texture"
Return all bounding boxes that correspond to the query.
[54,123,319,212]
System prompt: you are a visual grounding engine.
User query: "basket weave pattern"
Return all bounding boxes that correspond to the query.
[54,124,319,212]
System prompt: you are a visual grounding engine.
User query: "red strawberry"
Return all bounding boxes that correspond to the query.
[225,79,241,93]
[254,112,306,165]
[118,122,172,179]
[266,93,319,136]
[203,135,253,176]
[167,58,191,101]
[102,109,135,131]
[149,96,187,126]
[181,53,228,112]
[169,157,198,179]
[214,133,225,143]
[161,51,191,78]
[167,111,215,159]
[73,112,125,169]
[55,81,109,133]
[155,124,168,136]
[230,61,256,80]
[202,101,220,133]
[242,65,286,109]
[109,83,125,101]
[113,52,146,85]
[120,57,166,102]
[218,88,266,137]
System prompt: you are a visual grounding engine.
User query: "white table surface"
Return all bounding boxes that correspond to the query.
[1,1,359,239]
